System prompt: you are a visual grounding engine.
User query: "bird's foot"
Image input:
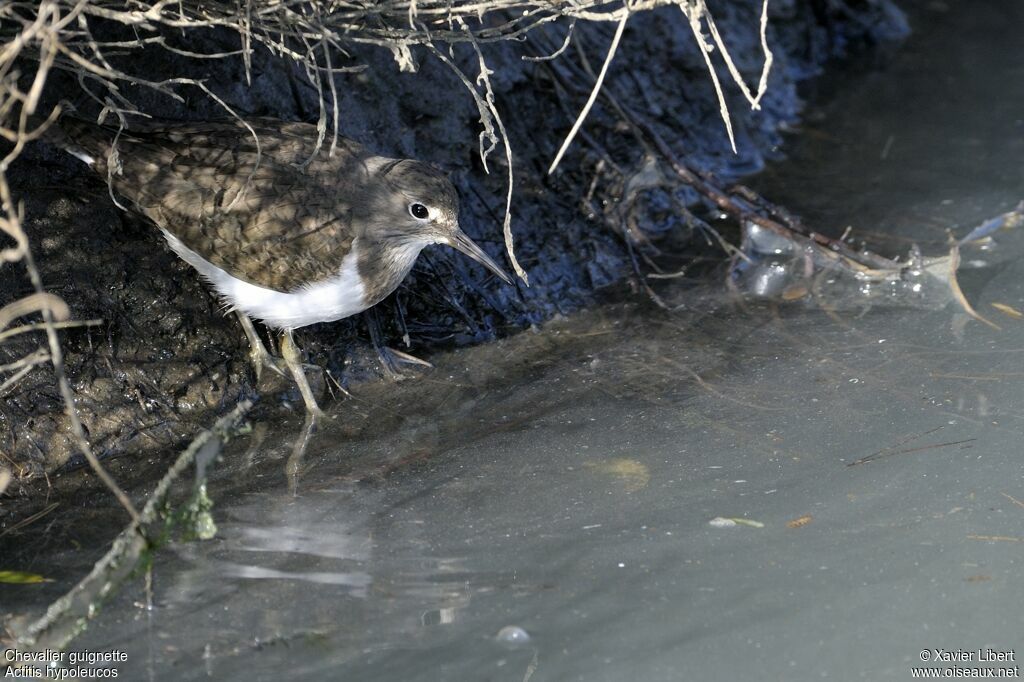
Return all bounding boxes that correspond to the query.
[237,312,288,383]
[248,343,289,384]
[376,345,433,381]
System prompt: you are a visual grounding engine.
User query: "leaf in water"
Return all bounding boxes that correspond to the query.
[964,575,992,583]
[781,284,809,301]
[584,458,650,492]
[0,570,53,584]
[991,303,1024,319]
[786,514,814,528]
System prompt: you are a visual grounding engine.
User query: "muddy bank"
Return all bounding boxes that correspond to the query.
[0,2,906,488]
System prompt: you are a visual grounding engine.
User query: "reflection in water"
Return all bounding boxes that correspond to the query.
[285,414,317,495]
[233,524,371,560]
[166,489,477,629]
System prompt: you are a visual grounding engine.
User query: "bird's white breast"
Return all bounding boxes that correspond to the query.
[161,230,368,330]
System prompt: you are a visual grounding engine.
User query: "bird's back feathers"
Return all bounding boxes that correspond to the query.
[51,117,379,292]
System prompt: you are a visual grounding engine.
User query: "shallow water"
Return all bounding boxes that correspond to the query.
[5,1,1024,680]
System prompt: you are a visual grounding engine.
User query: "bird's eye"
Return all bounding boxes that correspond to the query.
[409,203,430,220]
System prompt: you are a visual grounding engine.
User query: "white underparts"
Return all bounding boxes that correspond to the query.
[67,147,95,166]
[161,230,369,330]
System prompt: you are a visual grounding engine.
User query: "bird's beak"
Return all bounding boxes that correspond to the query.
[447,230,513,285]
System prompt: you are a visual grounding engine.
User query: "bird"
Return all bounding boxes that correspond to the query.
[45,115,513,418]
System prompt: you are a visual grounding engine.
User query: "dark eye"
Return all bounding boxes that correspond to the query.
[409,203,430,220]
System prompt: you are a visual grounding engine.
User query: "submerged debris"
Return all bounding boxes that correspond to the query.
[732,220,950,308]
[730,204,1024,318]
[583,458,651,492]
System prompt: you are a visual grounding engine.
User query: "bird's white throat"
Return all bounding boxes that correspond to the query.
[162,230,371,330]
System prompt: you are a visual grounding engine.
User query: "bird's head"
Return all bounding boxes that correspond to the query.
[369,159,512,285]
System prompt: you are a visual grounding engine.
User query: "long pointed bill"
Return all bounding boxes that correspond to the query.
[447,230,513,285]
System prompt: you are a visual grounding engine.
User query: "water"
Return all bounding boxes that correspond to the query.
[5,1,1024,679]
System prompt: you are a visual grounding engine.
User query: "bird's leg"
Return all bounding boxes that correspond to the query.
[364,308,432,380]
[280,328,326,420]
[236,312,286,382]
[365,308,403,380]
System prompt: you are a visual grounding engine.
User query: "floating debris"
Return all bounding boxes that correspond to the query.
[967,534,1024,543]
[0,570,52,584]
[1000,492,1024,509]
[991,302,1024,319]
[709,516,764,529]
[786,515,814,529]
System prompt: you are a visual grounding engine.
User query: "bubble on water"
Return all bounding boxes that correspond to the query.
[495,625,531,646]
[728,220,957,311]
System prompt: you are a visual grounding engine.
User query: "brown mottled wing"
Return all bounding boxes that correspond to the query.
[61,118,374,292]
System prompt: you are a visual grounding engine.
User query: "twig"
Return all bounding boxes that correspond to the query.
[1001,492,1024,510]
[947,242,1000,331]
[10,400,252,652]
[0,349,51,395]
[522,18,576,62]
[700,0,773,110]
[456,18,528,283]
[548,7,628,174]
[19,244,142,524]
[0,292,69,330]
[0,318,103,343]
[848,437,977,466]
[967,534,1023,543]
[0,501,60,538]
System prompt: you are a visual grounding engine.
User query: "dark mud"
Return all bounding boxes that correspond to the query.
[0,2,906,489]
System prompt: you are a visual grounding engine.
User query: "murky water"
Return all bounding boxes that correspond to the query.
[5,1,1024,680]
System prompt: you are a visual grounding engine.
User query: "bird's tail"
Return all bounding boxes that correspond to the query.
[32,110,117,169]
